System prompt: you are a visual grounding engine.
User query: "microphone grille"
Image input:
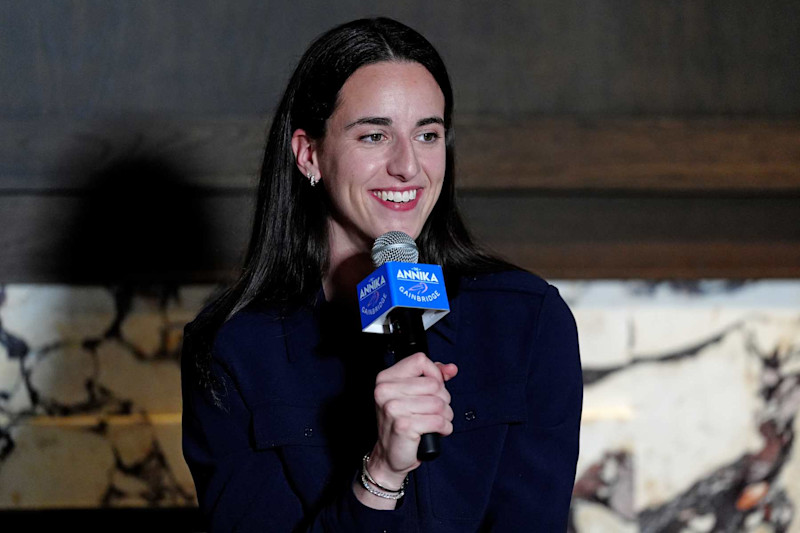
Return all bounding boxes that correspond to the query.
[371,231,419,266]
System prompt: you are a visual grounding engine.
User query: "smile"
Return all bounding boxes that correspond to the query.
[372,189,418,203]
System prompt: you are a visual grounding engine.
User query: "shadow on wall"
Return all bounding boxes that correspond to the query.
[53,119,221,286]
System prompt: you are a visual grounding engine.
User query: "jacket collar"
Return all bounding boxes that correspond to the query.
[282,282,459,364]
[428,290,458,345]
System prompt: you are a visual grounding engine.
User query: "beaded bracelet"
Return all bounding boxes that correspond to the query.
[360,454,407,500]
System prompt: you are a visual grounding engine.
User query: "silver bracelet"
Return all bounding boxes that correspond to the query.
[360,471,405,500]
[360,454,407,500]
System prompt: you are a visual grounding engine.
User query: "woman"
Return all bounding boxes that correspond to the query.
[182,17,582,531]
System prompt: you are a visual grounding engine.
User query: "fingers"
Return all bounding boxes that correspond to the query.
[375,353,453,402]
[374,375,449,401]
[376,352,443,382]
[391,413,454,438]
[383,396,454,420]
[379,395,454,438]
[435,362,458,382]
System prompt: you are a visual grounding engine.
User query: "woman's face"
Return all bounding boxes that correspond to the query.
[316,61,446,256]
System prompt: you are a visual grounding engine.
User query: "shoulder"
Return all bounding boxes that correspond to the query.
[455,269,567,320]
[458,268,552,298]
[451,269,576,349]
[210,302,286,365]
[204,302,319,406]
[216,303,282,339]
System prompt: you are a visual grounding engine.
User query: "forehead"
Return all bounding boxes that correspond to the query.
[332,61,445,121]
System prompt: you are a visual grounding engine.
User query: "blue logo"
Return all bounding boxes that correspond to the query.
[406,282,429,295]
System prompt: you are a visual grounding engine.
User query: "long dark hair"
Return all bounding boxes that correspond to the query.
[185,18,511,391]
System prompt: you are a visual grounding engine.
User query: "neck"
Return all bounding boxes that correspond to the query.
[323,241,374,304]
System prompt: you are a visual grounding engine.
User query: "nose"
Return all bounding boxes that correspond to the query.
[386,138,420,181]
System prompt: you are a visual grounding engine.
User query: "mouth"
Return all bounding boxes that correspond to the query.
[370,188,421,211]
[372,189,417,203]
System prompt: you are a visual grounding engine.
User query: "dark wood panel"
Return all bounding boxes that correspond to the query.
[3,118,800,193]
[459,195,800,244]
[497,242,800,279]
[0,194,252,284]
[3,2,799,116]
[462,194,800,277]
[3,193,798,282]
[0,119,265,190]
[456,118,800,192]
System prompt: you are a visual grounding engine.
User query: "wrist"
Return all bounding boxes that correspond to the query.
[363,454,409,493]
[352,477,398,510]
[366,448,410,490]
[352,451,407,511]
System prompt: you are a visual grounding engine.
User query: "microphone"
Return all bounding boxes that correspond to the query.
[357,231,450,461]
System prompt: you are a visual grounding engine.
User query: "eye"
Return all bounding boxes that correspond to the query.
[417,131,440,143]
[360,133,386,143]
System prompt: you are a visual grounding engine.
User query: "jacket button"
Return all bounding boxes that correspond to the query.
[464,410,477,421]
[303,427,314,437]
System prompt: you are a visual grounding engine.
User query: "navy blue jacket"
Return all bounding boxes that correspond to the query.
[182,270,582,531]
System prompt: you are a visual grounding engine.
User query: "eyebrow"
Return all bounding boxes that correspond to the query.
[344,116,445,129]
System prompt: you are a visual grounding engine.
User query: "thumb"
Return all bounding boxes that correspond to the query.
[435,362,458,382]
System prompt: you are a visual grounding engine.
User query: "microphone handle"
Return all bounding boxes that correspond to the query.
[389,307,441,461]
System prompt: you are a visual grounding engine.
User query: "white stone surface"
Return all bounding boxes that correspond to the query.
[571,500,638,533]
[0,286,114,347]
[0,425,115,507]
[557,280,800,528]
[574,308,632,368]
[26,343,98,408]
[630,343,762,508]
[776,391,800,533]
[95,339,182,412]
[0,285,209,508]
[153,423,197,501]
[0,343,23,402]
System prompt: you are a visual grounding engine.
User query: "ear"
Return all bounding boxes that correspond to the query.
[291,129,321,180]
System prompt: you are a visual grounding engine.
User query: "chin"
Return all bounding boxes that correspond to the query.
[376,225,421,240]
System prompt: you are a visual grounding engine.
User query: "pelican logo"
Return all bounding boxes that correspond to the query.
[406,282,429,295]
[366,290,381,307]
[359,275,386,301]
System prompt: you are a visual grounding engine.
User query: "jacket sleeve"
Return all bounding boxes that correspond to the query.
[181,333,413,532]
[482,285,583,530]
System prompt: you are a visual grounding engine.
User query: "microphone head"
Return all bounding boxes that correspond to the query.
[371,231,419,266]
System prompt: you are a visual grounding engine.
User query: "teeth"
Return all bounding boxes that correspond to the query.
[374,190,418,203]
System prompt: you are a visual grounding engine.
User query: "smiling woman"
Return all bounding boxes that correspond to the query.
[292,61,447,298]
[181,17,582,532]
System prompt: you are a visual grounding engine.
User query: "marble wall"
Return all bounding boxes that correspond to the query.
[0,285,204,508]
[565,281,800,533]
[0,281,798,532]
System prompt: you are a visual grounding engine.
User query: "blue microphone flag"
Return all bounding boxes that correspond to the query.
[357,261,450,333]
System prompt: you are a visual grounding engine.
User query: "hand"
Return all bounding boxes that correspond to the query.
[367,353,458,489]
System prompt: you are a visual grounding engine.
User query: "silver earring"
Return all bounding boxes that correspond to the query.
[307,171,319,187]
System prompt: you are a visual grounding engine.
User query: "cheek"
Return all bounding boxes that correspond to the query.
[324,151,379,188]
[424,152,446,195]
[321,155,375,217]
